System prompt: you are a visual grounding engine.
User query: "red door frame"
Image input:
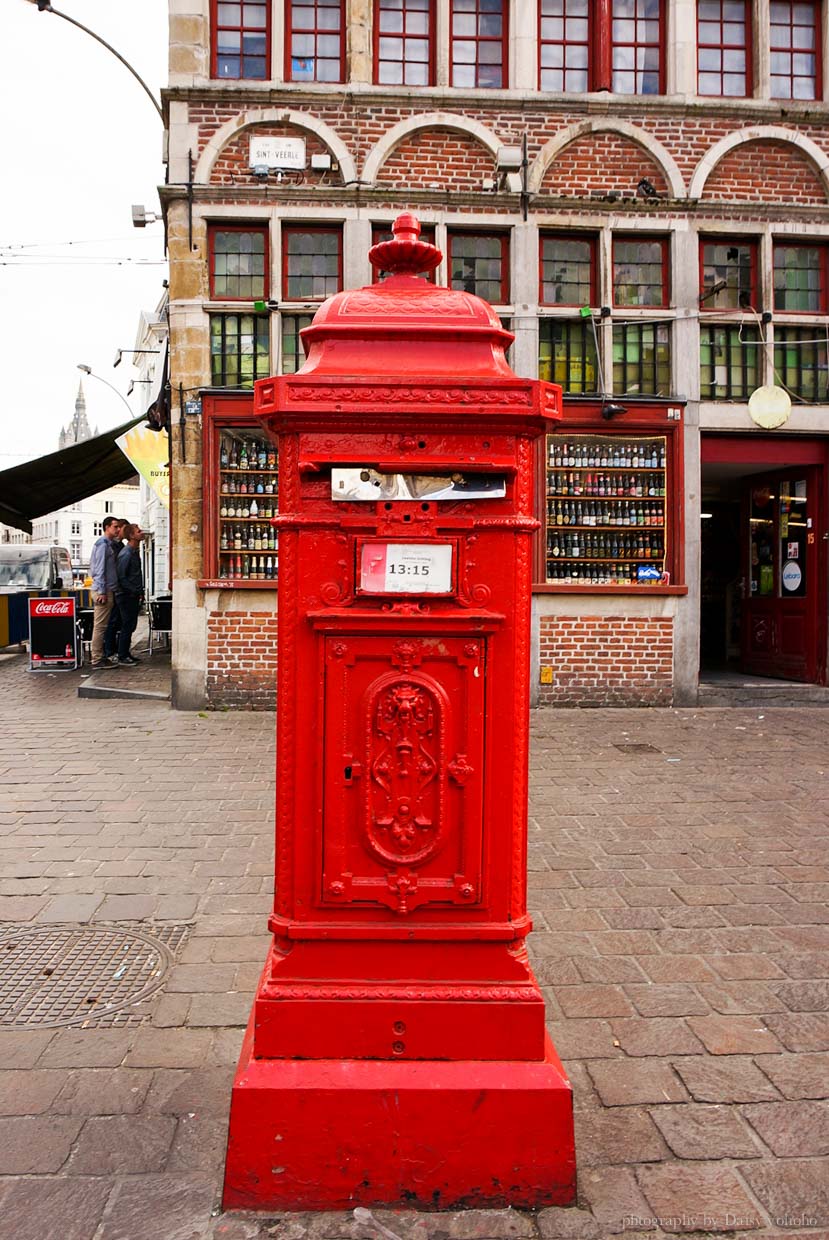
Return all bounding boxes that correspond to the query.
[701,434,828,684]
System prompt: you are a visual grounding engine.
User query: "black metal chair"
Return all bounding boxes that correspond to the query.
[147,596,172,657]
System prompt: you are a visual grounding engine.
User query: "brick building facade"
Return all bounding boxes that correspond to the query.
[162,0,829,709]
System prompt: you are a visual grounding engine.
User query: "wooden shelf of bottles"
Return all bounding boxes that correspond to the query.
[217,430,278,582]
[546,434,668,586]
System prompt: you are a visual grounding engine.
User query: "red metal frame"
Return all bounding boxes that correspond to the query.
[539,233,597,306]
[447,230,510,304]
[772,241,829,314]
[696,0,752,97]
[610,0,665,95]
[373,0,435,85]
[201,393,278,589]
[207,224,269,302]
[281,224,343,301]
[210,0,270,80]
[612,235,670,309]
[699,236,759,313]
[770,0,821,100]
[450,0,508,89]
[534,400,686,592]
[284,0,345,83]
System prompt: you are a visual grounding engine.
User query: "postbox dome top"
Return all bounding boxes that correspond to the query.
[297,213,516,379]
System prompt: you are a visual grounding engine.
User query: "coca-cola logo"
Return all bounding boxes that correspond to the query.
[31,599,73,617]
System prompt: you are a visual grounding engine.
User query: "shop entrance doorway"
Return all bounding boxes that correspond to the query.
[700,437,827,685]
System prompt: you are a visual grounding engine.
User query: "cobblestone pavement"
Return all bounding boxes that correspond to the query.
[0,649,827,1239]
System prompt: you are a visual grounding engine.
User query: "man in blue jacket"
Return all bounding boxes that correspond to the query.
[89,516,125,669]
[113,524,146,666]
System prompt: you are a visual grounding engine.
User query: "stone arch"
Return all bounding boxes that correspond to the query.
[362,112,502,186]
[529,120,686,199]
[689,125,829,201]
[194,108,357,185]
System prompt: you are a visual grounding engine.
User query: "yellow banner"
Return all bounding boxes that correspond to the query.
[116,425,170,509]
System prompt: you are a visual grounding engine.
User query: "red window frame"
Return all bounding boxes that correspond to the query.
[374,0,435,86]
[536,0,665,94]
[210,0,270,80]
[538,0,590,92]
[450,0,508,89]
[448,230,510,304]
[697,0,752,97]
[539,233,597,306]
[285,0,345,83]
[281,225,343,301]
[773,242,829,314]
[770,0,821,100]
[208,224,269,302]
[612,236,670,309]
[371,223,437,282]
[610,0,666,95]
[699,238,759,313]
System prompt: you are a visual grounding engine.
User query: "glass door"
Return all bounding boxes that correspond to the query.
[742,469,819,682]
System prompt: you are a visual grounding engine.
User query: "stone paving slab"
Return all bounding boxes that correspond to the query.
[0,649,827,1237]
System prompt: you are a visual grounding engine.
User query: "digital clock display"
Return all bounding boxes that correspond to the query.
[359,543,453,594]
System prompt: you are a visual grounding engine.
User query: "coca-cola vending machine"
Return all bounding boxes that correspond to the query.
[28,597,78,671]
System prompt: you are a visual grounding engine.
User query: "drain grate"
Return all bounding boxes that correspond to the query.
[0,923,189,1029]
[613,743,662,755]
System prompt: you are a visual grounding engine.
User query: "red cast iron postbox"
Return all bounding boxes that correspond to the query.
[223,215,576,1211]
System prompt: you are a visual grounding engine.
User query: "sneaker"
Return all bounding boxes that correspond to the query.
[117,655,140,666]
[90,661,116,670]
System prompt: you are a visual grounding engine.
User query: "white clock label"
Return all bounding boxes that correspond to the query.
[360,543,453,594]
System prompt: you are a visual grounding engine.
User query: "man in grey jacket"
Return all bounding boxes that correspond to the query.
[89,516,125,668]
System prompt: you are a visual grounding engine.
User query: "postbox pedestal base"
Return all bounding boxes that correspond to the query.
[223,1015,576,1212]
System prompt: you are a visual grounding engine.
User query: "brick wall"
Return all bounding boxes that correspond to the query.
[209,124,332,185]
[538,615,673,707]
[540,132,670,198]
[380,128,496,189]
[206,610,278,709]
[702,140,824,204]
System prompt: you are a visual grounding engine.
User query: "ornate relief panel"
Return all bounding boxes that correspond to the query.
[322,636,485,914]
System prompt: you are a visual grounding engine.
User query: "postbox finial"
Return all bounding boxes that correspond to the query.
[368,212,442,278]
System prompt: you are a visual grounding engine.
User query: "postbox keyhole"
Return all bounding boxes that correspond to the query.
[344,765,352,781]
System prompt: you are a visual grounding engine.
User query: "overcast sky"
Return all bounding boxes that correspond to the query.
[1,0,168,467]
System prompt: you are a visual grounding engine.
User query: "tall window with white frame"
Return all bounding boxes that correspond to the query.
[699,238,761,401]
[538,233,599,395]
[611,236,671,397]
[208,224,271,389]
[772,241,829,403]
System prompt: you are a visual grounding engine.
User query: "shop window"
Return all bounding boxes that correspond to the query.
[700,323,761,399]
[448,232,509,302]
[613,237,669,308]
[371,223,437,281]
[538,0,664,93]
[770,0,819,99]
[212,0,269,79]
[700,239,758,311]
[774,327,829,402]
[612,322,671,396]
[773,243,828,313]
[282,227,342,300]
[210,314,270,387]
[540,234,595,305]
[538,319,599,394]
[451,0,506,88]
[209,226,268,301]
[281,313,314,372]
[214,423,279,583]
[375,0,434,84]
[286,0,344,82]
[545,432,671,585]
[697,0,750,96]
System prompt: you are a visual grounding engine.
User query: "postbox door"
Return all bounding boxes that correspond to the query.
[321,635,486,915]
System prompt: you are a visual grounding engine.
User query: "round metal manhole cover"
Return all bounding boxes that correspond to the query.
[0,924,181,1029]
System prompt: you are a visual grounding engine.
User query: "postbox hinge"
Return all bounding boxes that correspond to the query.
[343,759,362,783]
